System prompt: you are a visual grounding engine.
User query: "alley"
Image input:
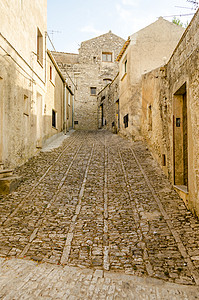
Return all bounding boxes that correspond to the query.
[1,130,199,298]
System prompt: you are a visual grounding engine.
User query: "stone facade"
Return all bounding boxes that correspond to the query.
[0,0,72,169]
[141,9,199,217]
[97,74,120,133]
[53,32,125,130]
[117,17,184,139]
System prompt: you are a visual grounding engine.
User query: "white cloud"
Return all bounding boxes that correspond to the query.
[80,25,103,36]
[122,0,138,6]
[116,4,132,20]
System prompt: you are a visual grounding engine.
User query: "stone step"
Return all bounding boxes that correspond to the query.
[0,176,21,195]
[0,169,13,178]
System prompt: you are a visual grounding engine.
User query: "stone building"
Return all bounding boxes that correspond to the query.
[141,9,199,217]
[53,31,125,130]
[45,51,73,141]
[0,0,72,172]
[97,74,120,133]
[116,17,184,139]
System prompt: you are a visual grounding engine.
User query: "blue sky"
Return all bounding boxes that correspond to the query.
[47,0,196,53]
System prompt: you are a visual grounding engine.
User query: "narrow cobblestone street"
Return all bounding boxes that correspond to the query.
[1,130,199,299]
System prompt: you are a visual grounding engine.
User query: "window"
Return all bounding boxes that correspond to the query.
[148,105,152,131]
[123,114,128,128]
[162,154,166,166]
[37,28,43,66]
[102,52,112,62]
[90,87,97,95]
[121,56,127,80]
[52,109,56,128]
[50,66,53,81]
[68,93,70,106]
[124,59,127,73]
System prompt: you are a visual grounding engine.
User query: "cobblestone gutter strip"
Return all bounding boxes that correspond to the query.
[18,142,84,259]
[1,258,199,299]
[130,147,199,286]
[118,148,154,276]
[103,137,110,271]
[0,132,80,226]
[60,143,95,265]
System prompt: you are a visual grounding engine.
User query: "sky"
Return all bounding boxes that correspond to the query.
[47,0,197,53]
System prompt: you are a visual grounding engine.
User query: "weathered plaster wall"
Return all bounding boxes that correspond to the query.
[0,0,47,168]
[141,10,199,217]
[118,17,184,139]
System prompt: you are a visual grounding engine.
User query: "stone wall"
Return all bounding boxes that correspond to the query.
[53,32,125,130]
[97,74,119,133]
[141,10,199,217]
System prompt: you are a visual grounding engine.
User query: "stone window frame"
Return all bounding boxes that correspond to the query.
[90,87,97,96]
[121,55,128,81]
[102,52,113,62]
[37,27,43,67]
[49,65,55,85]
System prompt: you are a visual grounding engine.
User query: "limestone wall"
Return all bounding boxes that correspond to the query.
[141,10,199,217]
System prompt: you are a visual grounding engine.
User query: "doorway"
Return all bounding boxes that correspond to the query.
[116,99,120,130]
[173,83,188,189]
[99,103,104,128]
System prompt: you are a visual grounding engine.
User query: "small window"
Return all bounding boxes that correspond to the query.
[68,93,70,106]
[52,109,56,128]
[50,66,53,81]
[162,154,166,166]
[102,52,112,62]
[37,28,43,66]
[124,114,128,128]
[90,87,97,95]
[124,60,127,73]
[148,105,152,131]
[176,118,181,127]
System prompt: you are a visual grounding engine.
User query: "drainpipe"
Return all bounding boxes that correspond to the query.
[64,84,67,134]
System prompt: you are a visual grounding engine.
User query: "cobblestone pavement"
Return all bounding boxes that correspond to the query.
[1,130,199,299]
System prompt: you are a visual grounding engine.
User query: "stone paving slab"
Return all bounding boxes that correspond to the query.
[0,257,199,299]
[1,130,199,298]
